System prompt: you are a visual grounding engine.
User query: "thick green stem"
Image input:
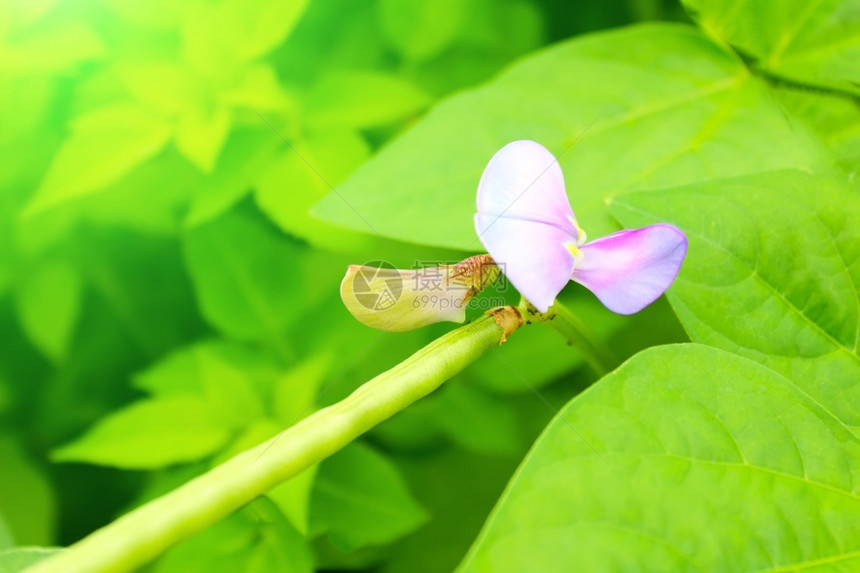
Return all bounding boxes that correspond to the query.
[534,300,619,376]
[27,316,505,573]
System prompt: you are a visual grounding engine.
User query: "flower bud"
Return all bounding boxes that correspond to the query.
[340,255,499,332]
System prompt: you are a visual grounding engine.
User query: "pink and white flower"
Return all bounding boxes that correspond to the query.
[475,140,687,314]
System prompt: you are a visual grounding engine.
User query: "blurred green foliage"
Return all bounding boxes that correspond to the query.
[1,0,857,571]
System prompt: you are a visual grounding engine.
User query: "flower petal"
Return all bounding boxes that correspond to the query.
[572,224,688,315]
[475,213,575,312]
[340,264,468,331]
[476,140,578,235]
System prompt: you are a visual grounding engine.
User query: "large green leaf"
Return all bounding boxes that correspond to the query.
[460,344,860,571]
[683,0,860,95]
[612,169,860,433]
[313,23,830,250]
[774,86,860,181]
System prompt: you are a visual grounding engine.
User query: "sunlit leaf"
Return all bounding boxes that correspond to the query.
[254,130,375,252]
[52,396,230,469]
[184,130,281,229]
[14,260,82,362]
[377,0,465,62]
[313,24,831,249]
[0,20,104,74]
[184,209,340,356]
[115,60,203,117]
[612,169,860,433]
[683,0,860,94]
[220,64,294,112]
[134,340,271,429]
[175,106,232,173]
[221,0,310,62]
[24,104,172,217]
[460,345,860,571]
[303,70,431,130]
[774,86,860,181]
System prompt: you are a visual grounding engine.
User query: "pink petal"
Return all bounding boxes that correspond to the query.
[475,213,575,312]
[476,140,579,237]
[572,224,688,315]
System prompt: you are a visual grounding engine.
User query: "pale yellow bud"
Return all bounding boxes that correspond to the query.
[340,256,500,332]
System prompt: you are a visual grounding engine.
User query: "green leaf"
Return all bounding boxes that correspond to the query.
[78,227,205,357]
[377,0,465,62]
[303,71,431,130]
[0,435,56,545]
[221,0,310,62]
[24,104,172,216]
[134,340,269,429]
[78,150,199,235]
[0,20,104,74]
[459,344,860,571]
[52,395,231,469]
[175,105,232,173]
[254,130,377,252]
[683,0,860,94]
[154,498,312,573]
[184,209,338,357]
[435,383,522,456]
[14,260,82,362]
[310,442,427,553]
[0,547,63,573]
[272,352,331,425]
[466,310,588,394]
[184,129,282,229]
[115,60,203,117]
[244,497,313,573]
[313,23,831,249]
[220,64,294,112]
[611,169,860,433]
[774,86,860,181]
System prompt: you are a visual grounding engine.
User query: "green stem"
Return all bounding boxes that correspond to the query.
[27,316,506,573]
[534,300,619,376]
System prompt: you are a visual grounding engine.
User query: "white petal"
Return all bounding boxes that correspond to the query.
[476,140,578,235]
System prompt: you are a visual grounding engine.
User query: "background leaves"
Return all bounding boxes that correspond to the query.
[312,23,832,250]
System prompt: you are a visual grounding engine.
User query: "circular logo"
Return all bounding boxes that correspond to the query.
[352,261,402,311]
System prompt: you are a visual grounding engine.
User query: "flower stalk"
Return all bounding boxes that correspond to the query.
[524,299,619,377]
